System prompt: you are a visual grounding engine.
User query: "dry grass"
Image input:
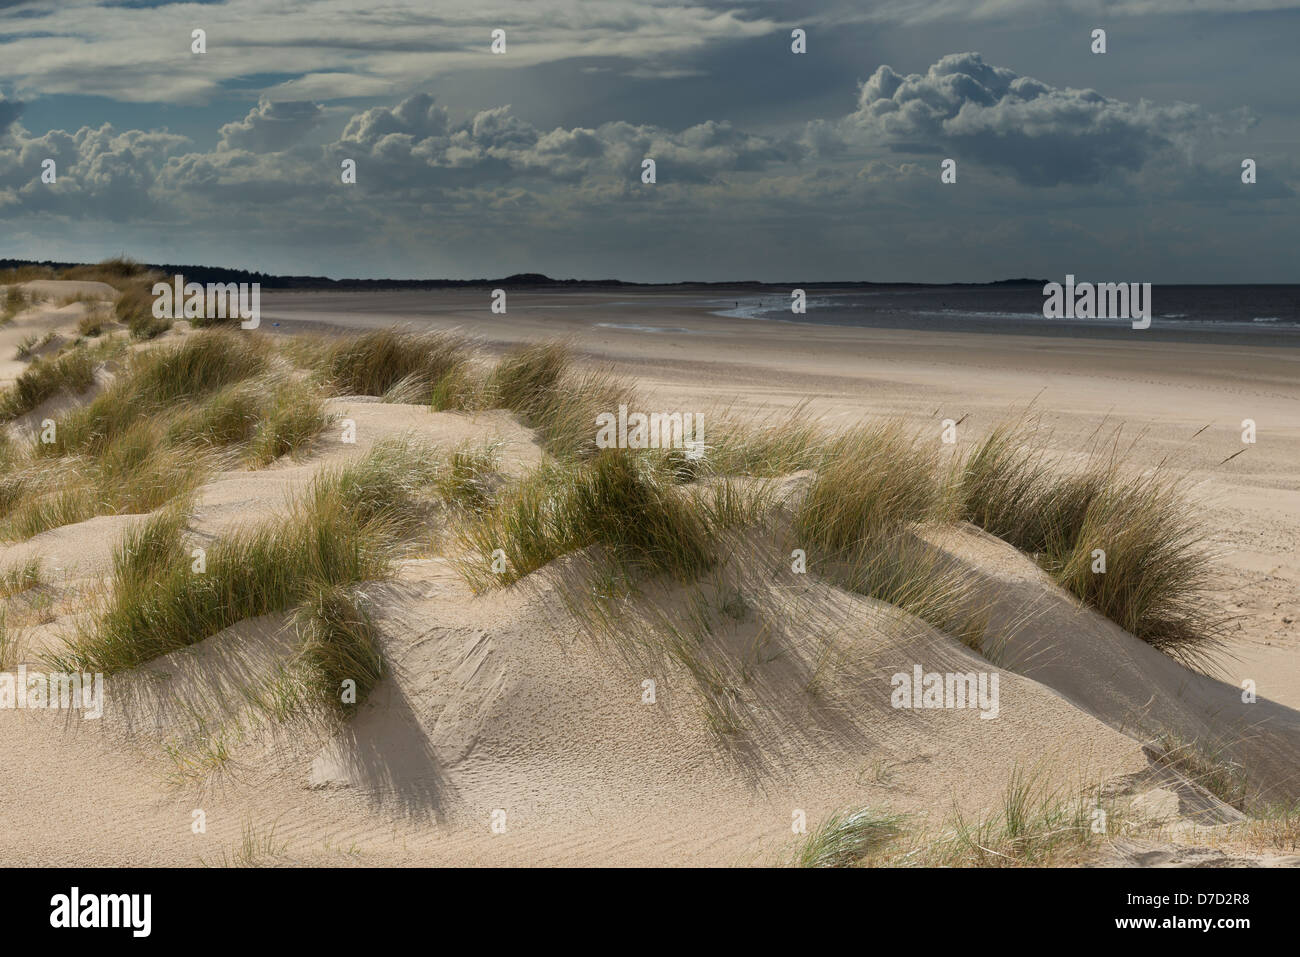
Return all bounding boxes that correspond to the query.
[707,404,824,477]
[49,438,477,677]
[423,340,634,459]
[1148,732,1248,810]
[198,821,291,868]
[794,808,906,867]
[493,348,632,459]
[0,348,96,420]
[957,422,1223,665]
[2,284,28,323]
[58,255,151,288]
[0,607,23,669]
[1232,802,1300,853]
[2,323,1226,684]
[0,557,43,598]
[295,584,384,714]
[445,365,1217,663]
[457,449,724,591]
[0,256,172,339]
[0,331,329,541]
[115,280,172,340]
[49,492,392,675]
[820,767,1123,867]
[791,422,945,554]
[77,306,113,338]
[295,328,468,404]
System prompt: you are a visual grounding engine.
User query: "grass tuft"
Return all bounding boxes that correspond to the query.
[48,440,465,675]
[0,607,23,669]
[116,281,172,340]
[1149,732,1248,810]
[792,423,944,555]
[489,342,570,419]
[295,584,384,713]
[0,557,44,597]
[458,449,717,590]
[0,349,96,421]
[50,490,391,675]
[302,329,468,404]
[795,808,905,867]
[957,423,1222,664]
[1,331,328,541]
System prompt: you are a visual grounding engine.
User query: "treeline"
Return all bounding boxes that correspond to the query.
[0,258,1048,290]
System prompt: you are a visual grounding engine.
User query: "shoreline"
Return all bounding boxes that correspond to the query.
[262,286,1300,347]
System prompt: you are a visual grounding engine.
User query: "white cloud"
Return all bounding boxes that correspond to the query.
[0,122,189,218]
[328,94,797,188]
[841,53,1215,186]
[0,0,781,105]
[817,0,1300,26]
[0,49,1292,282]
[218,99,326,152]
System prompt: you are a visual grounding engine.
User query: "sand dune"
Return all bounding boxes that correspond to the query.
[0,281,117,387]
[917,524,1300,807]
[1,289,1297,866]
[0,509,1158,865]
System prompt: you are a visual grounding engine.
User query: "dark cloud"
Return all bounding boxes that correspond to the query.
[0,46,1293,282]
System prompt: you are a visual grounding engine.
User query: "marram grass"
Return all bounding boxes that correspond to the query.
[1,320,1224,676]
[956,422,1223,666]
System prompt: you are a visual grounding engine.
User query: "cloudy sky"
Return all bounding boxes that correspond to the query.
[0,0,1296,282]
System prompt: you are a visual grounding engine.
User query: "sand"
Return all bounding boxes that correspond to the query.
[0,281,117,384]
[263,287,1300,708]
[1,282,1297,866]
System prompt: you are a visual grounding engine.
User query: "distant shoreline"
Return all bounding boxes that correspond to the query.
[4,258,1298,292]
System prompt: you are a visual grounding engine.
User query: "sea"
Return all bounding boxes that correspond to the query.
[690,284,1300,343]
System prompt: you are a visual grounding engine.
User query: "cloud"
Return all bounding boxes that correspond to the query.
[330,94,796,188]
[218,99,326,152]
[0,0,781,106]
[842,52,1211,185]
[261,72,396,101]
[0,48,1292,283]
[340,93,452,147]
[0,54,1251,215]
[820,0,1300,26]
[0,121,189,218]
[2,0,1294,114]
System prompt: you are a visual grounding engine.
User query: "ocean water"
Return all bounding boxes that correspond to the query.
[702,285,1300,341]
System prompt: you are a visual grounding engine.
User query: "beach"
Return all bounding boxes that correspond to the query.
[1,281,1298,867]
[267,285,1300,702]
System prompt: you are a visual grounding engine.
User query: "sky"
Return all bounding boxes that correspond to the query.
[0,0,1296,282]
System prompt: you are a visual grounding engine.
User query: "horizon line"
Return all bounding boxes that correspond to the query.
[3,258,1298,289]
